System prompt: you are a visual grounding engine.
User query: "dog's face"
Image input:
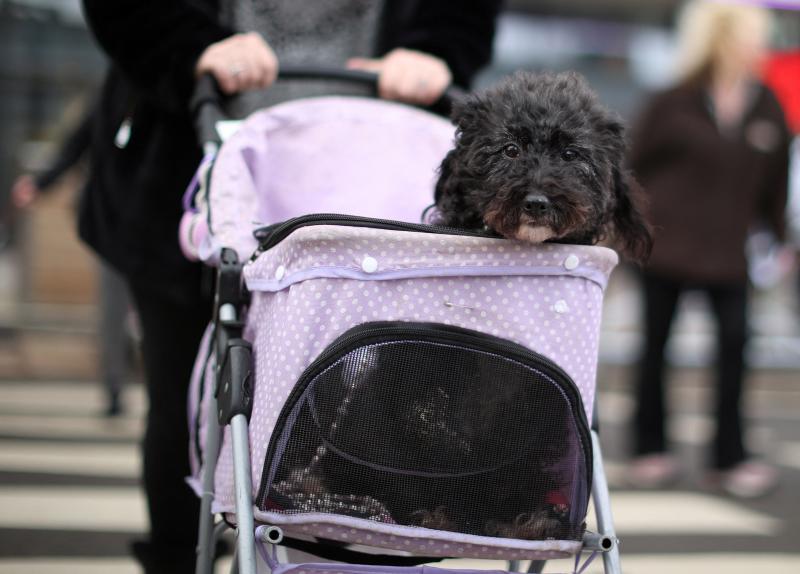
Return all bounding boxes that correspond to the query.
[433,71,651,262]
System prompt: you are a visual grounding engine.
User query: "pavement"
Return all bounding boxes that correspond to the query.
[0,364,798,574]
[0,253,798,573]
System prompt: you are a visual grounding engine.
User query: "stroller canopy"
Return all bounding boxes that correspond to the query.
[181,96,455,263]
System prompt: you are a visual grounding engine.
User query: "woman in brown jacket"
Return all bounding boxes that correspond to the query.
[628,0,790,498]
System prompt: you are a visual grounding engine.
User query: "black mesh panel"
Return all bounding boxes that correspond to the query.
[263,335,589,542]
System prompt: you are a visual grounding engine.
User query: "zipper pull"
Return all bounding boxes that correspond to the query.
[114,117,132,149]
[249,244,265,263]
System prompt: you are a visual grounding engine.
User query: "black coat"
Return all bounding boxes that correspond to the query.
[630,82,790,283]
[79,0,500,300]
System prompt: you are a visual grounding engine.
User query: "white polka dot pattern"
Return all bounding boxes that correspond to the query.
[189,226,617,559]
[181,95,620,561]
[269,520,580,562]
[246,513,582,564]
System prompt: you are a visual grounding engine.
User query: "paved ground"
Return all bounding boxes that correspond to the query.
[0,363,797,574]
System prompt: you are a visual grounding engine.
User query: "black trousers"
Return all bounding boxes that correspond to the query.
[130,281,212,565]
[633,272,749,470]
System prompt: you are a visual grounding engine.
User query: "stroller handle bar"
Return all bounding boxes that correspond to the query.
[191,67,465,150]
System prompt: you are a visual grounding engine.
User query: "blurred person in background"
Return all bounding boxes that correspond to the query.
[79,1,501,572]
[627,0,790,498]
[9,103,134,417]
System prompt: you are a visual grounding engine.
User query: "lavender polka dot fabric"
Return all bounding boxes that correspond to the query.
[188,224,617,560]
[180,96,454,263]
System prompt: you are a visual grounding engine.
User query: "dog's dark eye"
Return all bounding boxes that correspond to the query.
[503,144,520,158]
[561,148,579,161]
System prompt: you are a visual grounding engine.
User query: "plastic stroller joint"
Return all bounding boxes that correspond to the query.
[217,248,250,312]
[214,248,249,367]
[217,338,254,425]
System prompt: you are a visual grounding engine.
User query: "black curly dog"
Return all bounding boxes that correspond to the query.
[431,71,652,262]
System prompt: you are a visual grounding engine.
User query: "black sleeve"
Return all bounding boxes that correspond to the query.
[382,0,503,89]
[81,0,232,112]
[34,106,95,191]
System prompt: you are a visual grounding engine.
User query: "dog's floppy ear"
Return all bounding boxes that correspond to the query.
[434,149,457,204]
[611,167,653,263]
[431,93,489,228]
[433,149,469,227]
[450,93,490,141]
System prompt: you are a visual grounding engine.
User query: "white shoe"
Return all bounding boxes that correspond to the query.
[715,460,779,499]
[628,453,680,489]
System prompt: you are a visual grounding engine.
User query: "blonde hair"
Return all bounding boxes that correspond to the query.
[674,0,771,84]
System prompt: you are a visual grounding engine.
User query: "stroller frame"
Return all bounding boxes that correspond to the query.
[187,70,622,574]
[193,249,622,574]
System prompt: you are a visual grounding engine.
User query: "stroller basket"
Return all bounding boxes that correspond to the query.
[189,220,617,562]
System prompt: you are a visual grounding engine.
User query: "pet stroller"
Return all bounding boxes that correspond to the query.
[181,69,622,574]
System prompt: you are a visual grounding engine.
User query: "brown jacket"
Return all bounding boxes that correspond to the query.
[630,82,790,283]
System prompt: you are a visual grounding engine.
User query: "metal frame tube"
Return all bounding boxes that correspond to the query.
[231,414,258,574]
[582,531,616,552]
[195,367,223,574]
[590,430,621,574]
[527,559,547,573]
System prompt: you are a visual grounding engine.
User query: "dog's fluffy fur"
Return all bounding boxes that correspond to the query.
[431,71,652,262]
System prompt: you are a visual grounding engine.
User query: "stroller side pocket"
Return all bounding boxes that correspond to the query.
[256,321,591,543]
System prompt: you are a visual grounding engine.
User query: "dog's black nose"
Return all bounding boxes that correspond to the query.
[524,194,551,215]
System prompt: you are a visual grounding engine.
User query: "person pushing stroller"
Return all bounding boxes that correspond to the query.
[79,1,501,572]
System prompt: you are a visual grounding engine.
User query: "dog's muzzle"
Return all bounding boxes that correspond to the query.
[523,194,551,215]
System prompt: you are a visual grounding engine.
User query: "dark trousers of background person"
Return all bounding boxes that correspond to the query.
[633,271,749,471]
[129,281,212,573]
[99,263,132,414]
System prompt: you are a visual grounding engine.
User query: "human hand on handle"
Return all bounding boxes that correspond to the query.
[196,37,452,105]
[347,48,453,106]
[195,32,278,95]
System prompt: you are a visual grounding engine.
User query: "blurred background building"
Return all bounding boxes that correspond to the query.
[0,0,103,380]
[0,0,102,217]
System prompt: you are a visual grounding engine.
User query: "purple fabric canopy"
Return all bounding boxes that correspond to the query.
[180,96,455,263]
